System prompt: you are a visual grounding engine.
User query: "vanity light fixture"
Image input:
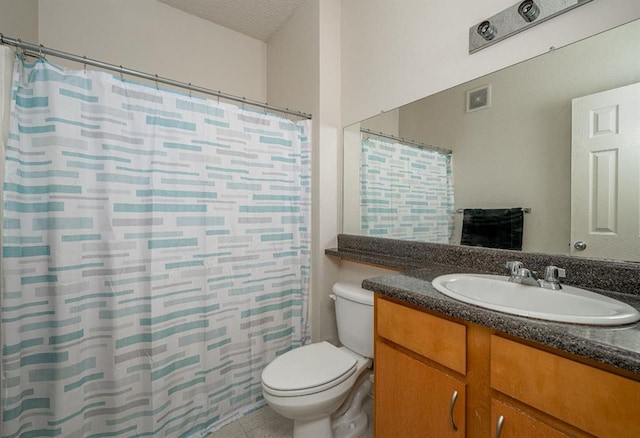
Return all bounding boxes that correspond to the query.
[469,0,593,54]
[477,21,497,41]
[518,0,541,22]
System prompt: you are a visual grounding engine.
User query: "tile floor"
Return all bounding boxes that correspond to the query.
[206,396,374,438]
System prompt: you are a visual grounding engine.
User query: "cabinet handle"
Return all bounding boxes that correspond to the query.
[449,390,458,431]
[496,414,505,438]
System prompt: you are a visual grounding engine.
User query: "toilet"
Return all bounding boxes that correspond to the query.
[261,282,374,438]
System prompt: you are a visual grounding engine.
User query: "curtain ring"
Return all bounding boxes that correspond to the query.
[188,82,192,98]
[154,74,159,91]
[119,65,124,82]
[217,91,221,105]
[83,55,87,73]
[38,44,44,58]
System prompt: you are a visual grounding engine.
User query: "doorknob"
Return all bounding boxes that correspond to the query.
[574,241,587,251]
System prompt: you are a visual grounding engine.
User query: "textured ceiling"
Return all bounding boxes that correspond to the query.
[159,0,308,42]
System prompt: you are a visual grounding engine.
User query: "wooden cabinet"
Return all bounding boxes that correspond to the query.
[375,296,467,437]
[376,296,467,374]
[490,399,571,438]
[491,335,640,438]
[374,294,640,437]
[376,341,466,437]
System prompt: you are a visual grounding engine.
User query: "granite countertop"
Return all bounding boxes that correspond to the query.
[362,264,640,375]
[327,234,640,375]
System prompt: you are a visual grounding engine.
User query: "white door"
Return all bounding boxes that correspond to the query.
[571,83,640,261]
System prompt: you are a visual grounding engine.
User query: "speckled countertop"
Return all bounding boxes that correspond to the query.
[327,235,640,375]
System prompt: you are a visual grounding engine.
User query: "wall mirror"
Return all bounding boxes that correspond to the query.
[343,19,640,262]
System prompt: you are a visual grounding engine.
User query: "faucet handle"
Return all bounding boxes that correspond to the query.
[544,266,566,282]
[506,261,523,275]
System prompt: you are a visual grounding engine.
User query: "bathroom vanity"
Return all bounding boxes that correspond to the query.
[327,235,640,438]
[375,295,640,437]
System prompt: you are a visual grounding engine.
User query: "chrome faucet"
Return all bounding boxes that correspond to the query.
[506,261,566,290]
[506,261,539,286]
[539,265,566,290]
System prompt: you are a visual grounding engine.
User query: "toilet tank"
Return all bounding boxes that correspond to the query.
[332,282,374,358]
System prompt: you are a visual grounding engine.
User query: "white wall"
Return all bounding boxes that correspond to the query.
[266,1,317,115]
[342,123,362,234]
[312,0,342,343]
[0,0,38,42]
[361,109,399,134]
[341,0,640,126]
[37,0,267,100]
[268,0,343,344]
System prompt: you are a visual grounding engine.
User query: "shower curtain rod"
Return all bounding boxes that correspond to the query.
[0,33,312,120]
[361,128,452,155]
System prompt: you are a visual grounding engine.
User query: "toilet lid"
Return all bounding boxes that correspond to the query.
[262,341,357,394]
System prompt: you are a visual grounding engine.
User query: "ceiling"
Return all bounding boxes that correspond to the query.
[159,0,308,42]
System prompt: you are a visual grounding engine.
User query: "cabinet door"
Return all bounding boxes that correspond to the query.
[375,340,465,437]
[491,400,572,438]
[491,335,640,437]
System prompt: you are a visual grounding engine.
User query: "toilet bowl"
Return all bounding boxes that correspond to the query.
[261,282,374,438]
[262,342,371,437]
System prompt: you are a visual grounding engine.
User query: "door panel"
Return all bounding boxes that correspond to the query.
[571,82,640,261]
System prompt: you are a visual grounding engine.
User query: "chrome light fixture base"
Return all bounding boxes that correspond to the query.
[469,0,593,54]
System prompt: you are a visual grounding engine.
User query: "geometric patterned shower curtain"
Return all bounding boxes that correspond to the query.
[360,136,454,243]
[1,55,311,437]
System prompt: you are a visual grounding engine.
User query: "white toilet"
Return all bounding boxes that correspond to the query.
[261,282,374,438]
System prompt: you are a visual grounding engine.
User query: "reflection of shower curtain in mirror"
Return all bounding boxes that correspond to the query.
[360,137,454,242]
[1,55,311,437]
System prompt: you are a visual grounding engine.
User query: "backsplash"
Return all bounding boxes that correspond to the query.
[329,234,640,296]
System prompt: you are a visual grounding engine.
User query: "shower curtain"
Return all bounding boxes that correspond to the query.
[360,136,454,242]
[1,53,311,437]
[0,47,14,253]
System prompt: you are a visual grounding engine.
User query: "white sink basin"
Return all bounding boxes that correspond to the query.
[431,273,640,326]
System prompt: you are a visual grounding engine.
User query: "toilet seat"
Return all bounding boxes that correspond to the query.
[262,341,357,397]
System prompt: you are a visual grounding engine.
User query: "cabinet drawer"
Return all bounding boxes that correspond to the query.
[376,296,466,374]
[491,335,640,438]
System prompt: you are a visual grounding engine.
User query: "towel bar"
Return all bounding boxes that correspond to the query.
[456,208,531,214]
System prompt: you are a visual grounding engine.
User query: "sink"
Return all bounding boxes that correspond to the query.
[431,273,640,326]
